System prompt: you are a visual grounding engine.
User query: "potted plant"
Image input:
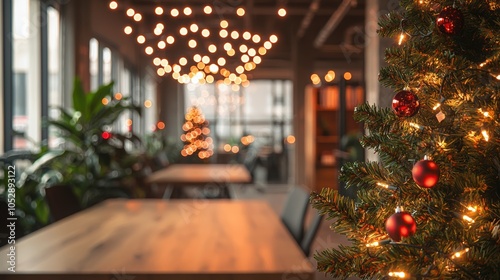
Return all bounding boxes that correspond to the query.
[15,78,142,235]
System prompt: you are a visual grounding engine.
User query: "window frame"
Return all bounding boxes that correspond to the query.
[2,0,13,152]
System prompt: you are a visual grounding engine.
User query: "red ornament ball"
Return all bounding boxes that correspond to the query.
[392,90,420,117]
[385,211,417,242]
[436,6,464,35]
[412,159,440,188]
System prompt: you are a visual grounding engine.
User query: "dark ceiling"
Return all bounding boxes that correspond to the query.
[115,0,366,80]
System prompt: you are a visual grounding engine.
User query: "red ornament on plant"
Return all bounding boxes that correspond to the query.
[101,131,112,140]
[436,6,464,35]
[385,207,417,242]
[412,156,440,188]
[392,90,420,117]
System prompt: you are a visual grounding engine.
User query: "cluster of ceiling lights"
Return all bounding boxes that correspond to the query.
[109,1,284,87]
[310,70,353,86]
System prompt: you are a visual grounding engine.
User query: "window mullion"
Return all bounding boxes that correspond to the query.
[2,0,13,152]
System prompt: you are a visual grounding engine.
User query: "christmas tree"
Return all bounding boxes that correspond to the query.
[311,1,500,279]
[180,106,214,160]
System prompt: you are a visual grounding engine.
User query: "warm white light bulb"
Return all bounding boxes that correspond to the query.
[278,8,287,17]
[241,54,250,63]
[166,36,175,44]
[481,129,489,142]
[236,7,245,16]
[193,54,201,62]
[137,35,146,44]
[204,6,212,14]
[463,215,475,223]
[231,31,240,39]
[201,29,210,37]
[190,23,199,33]
[179,57,188,66]
[109,1,118,10]
[155,7,164,15]
[258,47,267,55]
[208,44,217,53]
[253,56,262,64]
[209,64,219,73]
[388,272,406,278]
[248,48,256,56]
[124,26,133,35]
[217,57,226,66]
[239,44,248,53]
[252,34,261,43]
[126,8,135,17]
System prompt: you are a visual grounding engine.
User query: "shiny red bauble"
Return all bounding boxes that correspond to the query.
[392,90,420,117]
[385,211,417,242]
[436,6,464,35]
[412,159,440,188]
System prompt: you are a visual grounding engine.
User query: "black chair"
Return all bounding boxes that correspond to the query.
[280,186,310,244]
[0,200,9,246]
[44,184,81,222]
[300,210,323,256]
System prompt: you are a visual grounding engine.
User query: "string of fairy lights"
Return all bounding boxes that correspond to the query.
[365,1,499,278]
[108,0,284,88]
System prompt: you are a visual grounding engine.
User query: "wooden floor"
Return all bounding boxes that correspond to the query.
[230,183,357,280]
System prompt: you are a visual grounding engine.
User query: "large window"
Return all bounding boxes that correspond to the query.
[3,0,63,151]
[184,80,294,183]
[89,37,158,138]
[47,5,62,148]
[2,1,157,153]
[12,0,41,150]
[185,80,293,149]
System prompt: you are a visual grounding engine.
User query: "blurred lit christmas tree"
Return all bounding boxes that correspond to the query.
[311,1,500,279]
[180,106,214,160]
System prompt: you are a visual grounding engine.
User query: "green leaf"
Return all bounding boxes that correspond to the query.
[89,82,114,116]
[48,119,80,136]
[72,78,87,120]
[34,197,50,225]
[17,150,65,187]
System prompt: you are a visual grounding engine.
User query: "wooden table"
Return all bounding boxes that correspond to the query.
[146,164,251,185]
[0,199,314,280]
[146,164,252,198]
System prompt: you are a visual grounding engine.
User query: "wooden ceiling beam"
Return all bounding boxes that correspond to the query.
[313,0,355,48]
[297,0,321,38]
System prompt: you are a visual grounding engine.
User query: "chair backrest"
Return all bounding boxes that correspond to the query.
[300,211,323,256]
[45,184,81,222]
[280,186,310,243]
